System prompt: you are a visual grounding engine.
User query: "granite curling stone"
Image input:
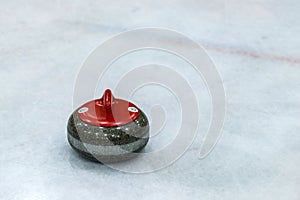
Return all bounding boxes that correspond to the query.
[67,89,149,163]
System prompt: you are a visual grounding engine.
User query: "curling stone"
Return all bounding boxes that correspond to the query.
[67,89,149,163]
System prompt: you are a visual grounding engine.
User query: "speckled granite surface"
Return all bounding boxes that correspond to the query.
[67,108,149,162]
[0,0,300,199]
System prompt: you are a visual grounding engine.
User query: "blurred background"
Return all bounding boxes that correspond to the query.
[0,0,299,199]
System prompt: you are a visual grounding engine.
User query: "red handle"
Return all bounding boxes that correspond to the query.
[102,89,115,108]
